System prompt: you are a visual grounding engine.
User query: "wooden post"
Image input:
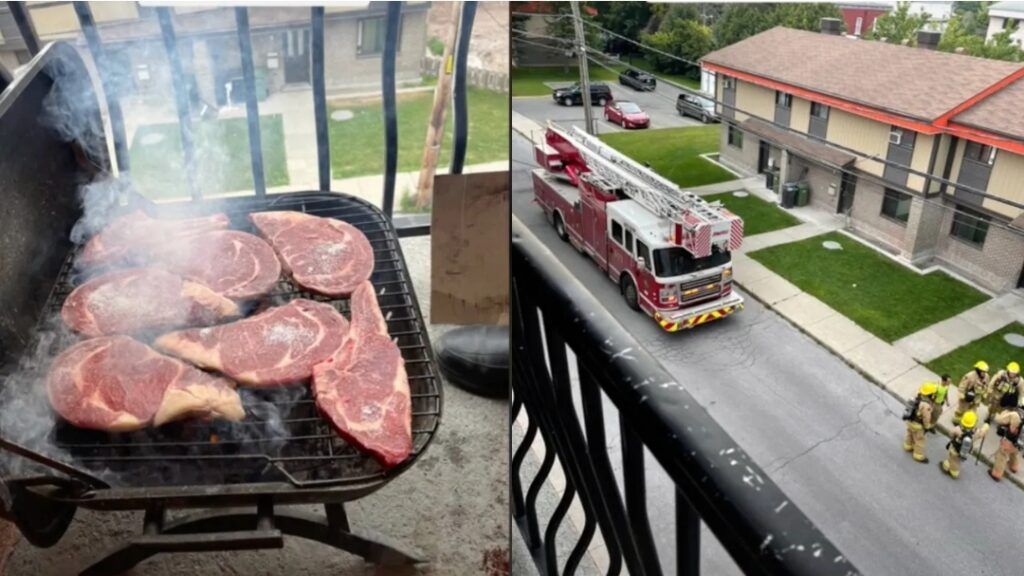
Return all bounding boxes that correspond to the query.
[415,1,462,210]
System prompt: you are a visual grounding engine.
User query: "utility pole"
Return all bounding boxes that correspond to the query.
[570,1,594,135]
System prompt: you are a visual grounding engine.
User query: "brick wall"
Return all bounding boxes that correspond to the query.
[718,122,758,175]
[934,209,1024,292]
[848,178,908,252]
[788,156,841,213]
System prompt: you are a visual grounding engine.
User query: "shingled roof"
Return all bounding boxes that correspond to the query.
[953,77,1024,141]
[701,27,1023,123]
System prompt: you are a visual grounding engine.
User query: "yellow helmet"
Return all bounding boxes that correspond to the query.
[1009,362,1020,375]
[975,360,989,372]
[920,382,938,396]
[961,411,978,429]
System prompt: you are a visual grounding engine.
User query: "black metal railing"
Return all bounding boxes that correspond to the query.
[511,216,859,576]
[6,1,479,235]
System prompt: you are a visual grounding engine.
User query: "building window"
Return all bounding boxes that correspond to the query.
[810,102,829,119]
[1005,17,1020,30]
[855,16,864,35]
[880,188,912,223]
[963,141,996,165]
[357,16,403,55]
[727,125,744,149]
[889,127,904,145]
[775,91,792,108]
[722,76,735,90]
[611,220,623,244]
[950,205,990,246]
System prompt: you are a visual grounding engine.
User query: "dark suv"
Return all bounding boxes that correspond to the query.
[619,69,656,91]
[552,82,613,106]
[676,93,718,123]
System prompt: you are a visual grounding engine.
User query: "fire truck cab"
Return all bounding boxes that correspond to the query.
[532,123,744,332]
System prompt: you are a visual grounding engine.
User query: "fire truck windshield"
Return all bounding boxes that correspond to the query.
[653,247,731,277]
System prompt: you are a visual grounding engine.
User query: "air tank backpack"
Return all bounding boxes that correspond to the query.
[902,397,921,422]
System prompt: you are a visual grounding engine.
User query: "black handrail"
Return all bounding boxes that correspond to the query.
[7,1,39,56]
[156,7,200,201]
[235,7,266,199]
[511,216,859,575]
[380,1,402,218]
[450,1,477,175]
[311,7,330,192]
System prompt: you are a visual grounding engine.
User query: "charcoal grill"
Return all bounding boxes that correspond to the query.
[0,41,441,574]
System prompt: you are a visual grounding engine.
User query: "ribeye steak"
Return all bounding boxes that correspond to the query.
[313,281,411,468]
[62,268,241,337]
[79,210,230,269]
[150,230,281,300]
[154,299,349,387]
[250,211,373,297]
[47,336,244,432]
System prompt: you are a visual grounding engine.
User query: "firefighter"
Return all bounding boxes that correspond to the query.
[934,374,952,422]
[989,403,1024,482]
[985,362,1021,423]
[903,382,937,463]
[940,410,987,480]
[954,361,989,426]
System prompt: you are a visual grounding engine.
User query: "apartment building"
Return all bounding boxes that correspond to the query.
[0,2,429,105]
[987,2,1024,46]
[702,26,1024,292]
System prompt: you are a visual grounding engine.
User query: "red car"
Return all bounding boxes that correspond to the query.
[604,101,650,129]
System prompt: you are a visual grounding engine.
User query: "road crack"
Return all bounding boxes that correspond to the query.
[766,398,878,474]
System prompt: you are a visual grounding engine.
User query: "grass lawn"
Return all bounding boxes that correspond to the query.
[703,192,801,237]
[748,231,990,342]
[511,60,700,97]
[598,125,735,188]
[327,87,508,180]
[926,323,1024,381]
[130,115,288,200]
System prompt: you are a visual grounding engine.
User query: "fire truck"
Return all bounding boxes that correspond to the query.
[531,123,744,332]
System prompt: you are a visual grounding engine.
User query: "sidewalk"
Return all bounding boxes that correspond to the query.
[510,112,1024,490]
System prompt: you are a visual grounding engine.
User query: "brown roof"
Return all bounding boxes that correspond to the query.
[701,27,1023,122]
[740,117,857,168]
[952,77,1024,141]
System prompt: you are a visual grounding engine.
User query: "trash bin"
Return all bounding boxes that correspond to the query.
[765,170,775,191]
[796,182,810,207]
[781,183,798,208]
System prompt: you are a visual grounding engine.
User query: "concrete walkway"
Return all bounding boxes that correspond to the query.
[894,293,1024,363]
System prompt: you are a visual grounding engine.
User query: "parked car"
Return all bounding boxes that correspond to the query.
[676,93,718,123]
[619,69,656,91]
[604,101,650,129]
[552,82,613,106]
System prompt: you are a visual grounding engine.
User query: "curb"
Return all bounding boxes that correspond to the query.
[733,276,1024,492]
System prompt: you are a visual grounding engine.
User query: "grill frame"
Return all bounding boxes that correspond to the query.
[2,190,443,510]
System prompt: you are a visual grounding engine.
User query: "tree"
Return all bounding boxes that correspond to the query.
[982,27,1024,61]
[712,3,842,48]
[592,2,652,54]
[870,2,930,45]
[939,11,1023,61]
[642,18,714,77]
[773,3,844,32]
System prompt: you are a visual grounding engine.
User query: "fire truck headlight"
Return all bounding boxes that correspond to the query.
[659,286,679,305]
[723,267,733,280]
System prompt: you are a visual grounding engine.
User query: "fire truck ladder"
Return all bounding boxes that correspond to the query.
[551,123,729,229]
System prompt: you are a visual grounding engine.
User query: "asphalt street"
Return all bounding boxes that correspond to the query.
[514,80,705,136]
[512,129,1024,576]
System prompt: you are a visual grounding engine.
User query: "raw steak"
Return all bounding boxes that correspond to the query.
[312,281,411,468]
[154,299,349,387]
[62,268,241,337]
[47,336,244,432]
[250,211,374,297]
[79,210,230,269]
[150,230,281,300]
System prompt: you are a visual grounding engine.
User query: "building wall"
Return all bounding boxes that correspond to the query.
[983,150,1024,220]
[0,49,19,71]
[322,12,425,91]
[934,208,1024,291]
[825,108,889,176]
[907,133,934,193]
[718,122,758,175]
[789,154,841,212]
[733,80,774,123]
[840,7,887,36]
[790,96,811,134]
[848,177,909,250]
[986,14,1024,45]
[928,133,952,194]
[29,1,139,40]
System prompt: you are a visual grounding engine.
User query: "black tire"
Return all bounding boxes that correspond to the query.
[553,212,567,241]
[563,97,573,106]
[597,97,607,106]
[701,113,709,124]
[620,275,640,311]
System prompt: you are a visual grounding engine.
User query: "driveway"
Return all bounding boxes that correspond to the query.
[512,131,1024,576]
[513,81,706,135]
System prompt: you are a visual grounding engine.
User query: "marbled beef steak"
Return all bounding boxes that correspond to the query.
[150,230,281,300]
[47,336,244,432]
[312,281,411,468]
[62,268,241,337]
[154,299,349,387]
[250,211,373,297]
[79,210,230,269]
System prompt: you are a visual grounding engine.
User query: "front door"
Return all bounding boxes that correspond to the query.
[838,172,856,214]
[283,28,311,84]
[758,141,770,173]
[1018,262,1024,289]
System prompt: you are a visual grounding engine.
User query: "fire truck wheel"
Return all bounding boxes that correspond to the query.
[553,212,568,241]
[620,275,640,311]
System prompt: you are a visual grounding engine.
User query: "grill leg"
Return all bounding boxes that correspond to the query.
[80,504,421,574]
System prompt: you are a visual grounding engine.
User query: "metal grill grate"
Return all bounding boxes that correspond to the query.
[38,192,441,489]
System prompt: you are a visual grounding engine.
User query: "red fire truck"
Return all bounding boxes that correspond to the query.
[531,123,744,332]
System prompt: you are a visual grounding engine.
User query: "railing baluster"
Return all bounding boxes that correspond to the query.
[156,8,199,201]
[544,482,576,575]
[311,7,330,192]
[449,1,477,175]
[73,1,129,174]
[234,7,265,199]
[511,393,534,520]
[7,1,40,56]
[677,488,701,576]
[380,1,402,217]
[620,419,663,575]
[524,428,555,549]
